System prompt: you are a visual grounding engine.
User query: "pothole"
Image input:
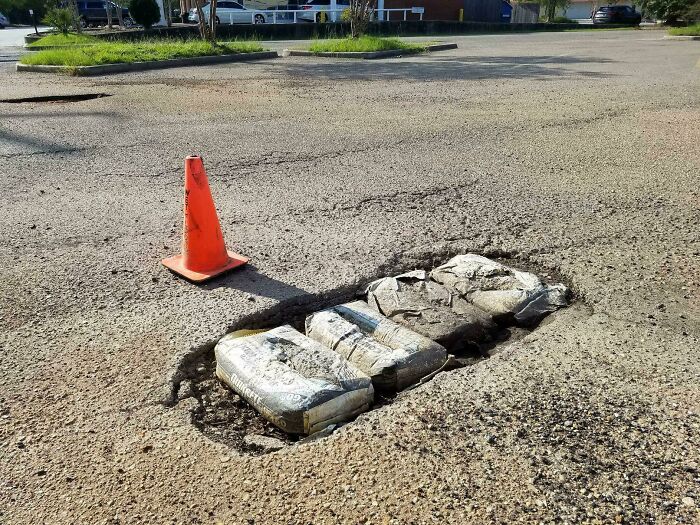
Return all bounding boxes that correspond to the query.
[171,253,575,456]
[0,93,111,104]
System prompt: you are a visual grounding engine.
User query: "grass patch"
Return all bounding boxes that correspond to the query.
[20,40,264,67]
[668,23,700,36]
[308,36,424,53]
[27,33,99,48]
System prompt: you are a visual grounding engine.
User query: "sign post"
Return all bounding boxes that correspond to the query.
[29,9,39,34]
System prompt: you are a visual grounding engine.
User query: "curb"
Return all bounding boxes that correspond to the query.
[663,35,700,40]
[282,42,457,60]
[16,51,279,76]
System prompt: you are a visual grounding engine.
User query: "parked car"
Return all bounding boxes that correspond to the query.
[66,1,133,28]
[190,1,269,24]
[0,12,9,28]
[592,5,641,25]
[298,0,349,23]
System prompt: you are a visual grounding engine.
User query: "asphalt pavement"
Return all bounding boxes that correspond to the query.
[0,29,699,524]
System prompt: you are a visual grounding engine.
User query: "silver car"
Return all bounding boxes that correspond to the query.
[190,1,269,24]
[0,12,9,28]
[298,0,349,22]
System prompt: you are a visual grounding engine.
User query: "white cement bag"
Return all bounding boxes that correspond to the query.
[215,325,374,435]
[430,254,569,324]
[365,270,496,351]
[306,300,447,392]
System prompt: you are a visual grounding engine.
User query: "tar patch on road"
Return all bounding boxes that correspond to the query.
[0,93,111,103]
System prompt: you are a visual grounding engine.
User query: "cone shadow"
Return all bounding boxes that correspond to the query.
[200,264,311,302]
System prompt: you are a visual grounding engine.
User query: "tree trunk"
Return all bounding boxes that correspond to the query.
[194,0,212,40]
[106,1,113,28]
[116,6,124,28]
[209,0,218,42]
[71,0,82,32]
[165,0,172,26]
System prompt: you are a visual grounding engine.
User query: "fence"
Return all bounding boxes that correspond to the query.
[217,7,424,25]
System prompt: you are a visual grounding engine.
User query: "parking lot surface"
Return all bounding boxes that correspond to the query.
[1,30,699,523]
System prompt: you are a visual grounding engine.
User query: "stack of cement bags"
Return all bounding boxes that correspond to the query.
[215,254,569,435]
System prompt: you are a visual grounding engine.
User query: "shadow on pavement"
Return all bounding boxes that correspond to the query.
[279,54,617,82]
[202,264,311,302]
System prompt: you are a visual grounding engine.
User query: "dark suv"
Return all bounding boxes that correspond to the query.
[592,5,641,25]
[73,1,133,27]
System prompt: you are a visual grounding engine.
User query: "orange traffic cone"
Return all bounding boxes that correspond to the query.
[162,156,248,282]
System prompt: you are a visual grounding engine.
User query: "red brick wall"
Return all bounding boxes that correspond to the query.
[383,0,463,21]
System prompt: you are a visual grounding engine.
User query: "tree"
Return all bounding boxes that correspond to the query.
[105,0,113,28]
[348,0,373,38]
[638,0,698,22]
[193,0,217,41]
[42,6,75,34]
[129,0,160,28]
[532,0,570,21]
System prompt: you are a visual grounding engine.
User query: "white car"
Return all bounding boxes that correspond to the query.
[190,1,269,24]
[0,12,9,28]
[298,0,349,22]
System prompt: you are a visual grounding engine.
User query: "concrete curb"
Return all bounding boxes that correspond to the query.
[663,35,700,40]
[282,42,458,60]
[15,51,279,76]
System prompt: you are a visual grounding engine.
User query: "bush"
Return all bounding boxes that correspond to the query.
[42,7,76,35]
[129,0,161,28]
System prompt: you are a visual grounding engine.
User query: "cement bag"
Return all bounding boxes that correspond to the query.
[215,325,374,435]
[305,300,447,392]
[364,270,496,352]
[430,254,569,324]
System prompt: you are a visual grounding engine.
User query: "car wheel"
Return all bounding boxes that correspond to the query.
[79,16,88,28]
[316,12,326,23]
[215,16,220,24]
[254,13,265,23]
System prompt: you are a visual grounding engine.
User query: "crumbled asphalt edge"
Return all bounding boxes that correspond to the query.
[163,245,579,456]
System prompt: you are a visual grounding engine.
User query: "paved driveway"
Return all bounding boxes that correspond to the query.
[1,30,699,524]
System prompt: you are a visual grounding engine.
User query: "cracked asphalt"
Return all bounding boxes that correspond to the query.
[1,30,699,524]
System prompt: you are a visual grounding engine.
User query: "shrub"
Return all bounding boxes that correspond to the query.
[129,0,161,28]
[42,7,76,35]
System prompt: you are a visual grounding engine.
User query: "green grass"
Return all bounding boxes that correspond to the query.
[27,33,99,48]
[20,40,264,67]
[308,36,424,53]
[668,23,700,36]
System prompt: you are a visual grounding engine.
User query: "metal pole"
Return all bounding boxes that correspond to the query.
[293,10,297,23]
[30,9,38,34]
[403,9,406,21]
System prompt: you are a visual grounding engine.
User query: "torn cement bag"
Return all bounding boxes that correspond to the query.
[429,254,569,324]
[215,325,374,435]
[305,300,447,392]
[364,270,496,352]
